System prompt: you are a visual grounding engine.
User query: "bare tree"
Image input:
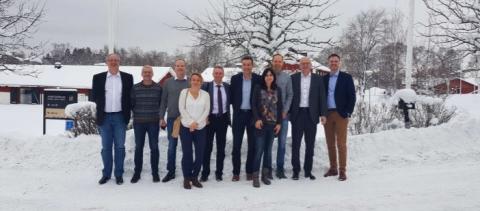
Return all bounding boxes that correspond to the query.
[340,9,387,94]
[176,0,337,61]
[422,0,480,55]
[0,0,44,74]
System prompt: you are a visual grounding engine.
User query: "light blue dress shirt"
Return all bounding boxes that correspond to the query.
[241,78,252,110]
[327,71,340,109]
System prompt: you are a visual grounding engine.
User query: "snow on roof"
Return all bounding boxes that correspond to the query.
[0,65,172,89]
[201,67,242,82]
[463,78,479,86]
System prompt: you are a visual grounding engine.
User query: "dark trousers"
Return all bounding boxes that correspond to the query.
[253,124,275,172]
[180,125,207,179]
[291,108,317,174]
[133,122,160,176]
[202,113,229,178]
[231,110,255,175]
[166,117,178,174]
[99,113,126,178]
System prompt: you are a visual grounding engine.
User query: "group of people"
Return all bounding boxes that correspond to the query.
[91,53,356,189]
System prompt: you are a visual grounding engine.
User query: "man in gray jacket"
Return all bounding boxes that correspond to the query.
[159,59,189,183]
[271,53,293,179]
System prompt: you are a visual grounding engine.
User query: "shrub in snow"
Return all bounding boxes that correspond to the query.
[65,102,98,137]
[406,98,456,128]
[349,100,398,135]
[349,93,456,135]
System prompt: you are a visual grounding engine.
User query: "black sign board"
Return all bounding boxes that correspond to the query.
[43,89,77,134]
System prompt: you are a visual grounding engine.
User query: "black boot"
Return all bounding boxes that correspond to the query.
[261,168,271,185]
[152,174,160,183]
[292,172,299,180]
[252,172,260,188]
[130,173,141,183]
[115,176,124,185]
[98,176,110,185]
[276,169,287,179]
[267,168,273,180]
[162,172,175,183]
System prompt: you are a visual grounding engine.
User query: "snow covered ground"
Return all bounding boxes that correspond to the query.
[1,94,479,210]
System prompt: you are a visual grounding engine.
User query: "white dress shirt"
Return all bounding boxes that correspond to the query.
[300,72,311,108]
[179,89,211,130]
[105,71,123,112]
[212,83,227,114]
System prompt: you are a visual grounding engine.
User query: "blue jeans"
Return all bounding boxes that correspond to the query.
[133,122,160,175]
[276,118,289,171]
[253,124,275,172]
[166,117,178,174]
[99,113,126,178]
[180,126,207,179]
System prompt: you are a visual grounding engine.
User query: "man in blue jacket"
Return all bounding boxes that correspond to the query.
[230,55,262,181]
[322,54,356,181]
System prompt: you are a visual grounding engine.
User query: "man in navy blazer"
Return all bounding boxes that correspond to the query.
[322,54,356,181]
[91,54,134,185]
[200,65,231,182]
[230,56,262,181]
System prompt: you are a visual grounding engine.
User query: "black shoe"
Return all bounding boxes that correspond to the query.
[153,174,160,183]
[261,169,271,185]
[276,169,287,179]
[215,174,223,181]
[200,175,208,182]
[130,173,141,183]
[305,173,316,180]
[292,172,299,180]
[267,169,274,180]
[116,176,124,185]
[162,172,175,183]
[98,176,110,185]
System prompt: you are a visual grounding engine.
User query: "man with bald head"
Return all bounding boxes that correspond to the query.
[130,65,163,183]
[91,54,134,185]
[289,57,327,180]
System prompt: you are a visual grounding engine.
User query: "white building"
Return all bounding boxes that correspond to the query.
[0,65,173,104]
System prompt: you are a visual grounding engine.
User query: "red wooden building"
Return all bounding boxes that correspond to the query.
[434,78,479,94]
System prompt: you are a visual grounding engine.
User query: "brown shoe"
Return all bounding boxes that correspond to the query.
[183,179,191,189]
[252,172,260,188]
[324,168,338,177]
[191,178,203,188]
[338,171,347,181]
[232,175,240,182]
[246,173,253,181]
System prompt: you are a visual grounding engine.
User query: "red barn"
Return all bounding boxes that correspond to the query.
[434,78,479,94]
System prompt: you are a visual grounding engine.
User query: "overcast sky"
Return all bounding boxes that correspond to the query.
[32,0,429,53]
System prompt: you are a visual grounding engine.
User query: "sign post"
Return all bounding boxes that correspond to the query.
[43,89,78,135]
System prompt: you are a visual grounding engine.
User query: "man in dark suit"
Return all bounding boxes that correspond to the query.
[91,54,134,185]
[322,54,356,181]
[290,57,327,180]
[230,55,262,182]
[200,65,231,182]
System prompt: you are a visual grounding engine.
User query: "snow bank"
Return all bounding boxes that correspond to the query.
[65,102,96,118]
[1,111,478,174]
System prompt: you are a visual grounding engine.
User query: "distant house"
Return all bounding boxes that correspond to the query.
[0,65,173,104]
[433,78,479,94]
[282,51,330,74]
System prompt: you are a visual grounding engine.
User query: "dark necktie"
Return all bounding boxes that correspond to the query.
[217,84,223,114]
